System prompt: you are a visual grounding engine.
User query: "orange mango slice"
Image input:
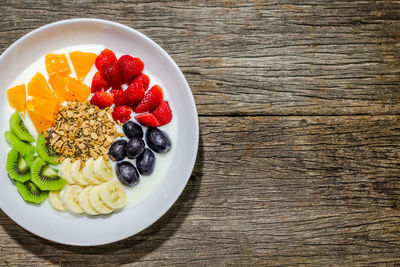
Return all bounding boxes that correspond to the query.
[45,53,71,76]
[26,97,59,133]
[28,72,57,101]
[69,51,97,81]
[65,77,91,102]
[48,74,69,102]
[7,84,26,112]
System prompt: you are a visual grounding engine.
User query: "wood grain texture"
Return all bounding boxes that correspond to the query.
[2,116,400,266]
[1,0,400,266]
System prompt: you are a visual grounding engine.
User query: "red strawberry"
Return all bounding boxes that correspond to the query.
[135,113,160,127]
[125,81,145,105]
[101,63,122,89]
[152,101,172,126]
[112,106,132,123]
[90,90,114,109]
[118,55,144,84]
[111,88,126,106]
[132,73,150,91]
[135,85,163,113]
[91,71,110,93]
[95,49,117,72]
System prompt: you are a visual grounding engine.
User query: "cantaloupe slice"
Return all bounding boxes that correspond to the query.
[28,72,57,101]
[65,77,91,102]
[48,74,69,102]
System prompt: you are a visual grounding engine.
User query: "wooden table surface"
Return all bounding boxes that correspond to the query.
[1,0,400,266]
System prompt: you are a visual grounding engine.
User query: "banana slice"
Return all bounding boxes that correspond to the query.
[98,180,127,209]
[93,157,113,182]
[78,186,99,215]
[70,160,88,186]
[81,158,102,185]
[88,185,113,214]
[59,158,75,184]
[62,185,84,214]
[49,190,65,212]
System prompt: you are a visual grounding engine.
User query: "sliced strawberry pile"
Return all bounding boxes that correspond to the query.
[112,106,132,123]
[91,72,110,93]
[91,48,173,127]
[90,90,114,109]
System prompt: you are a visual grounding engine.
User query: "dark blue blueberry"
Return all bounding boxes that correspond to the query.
[126,137,145,159]
[108,139,127,161]
[145,128,171,154]
[136,148,155,176]
[116,161,139,187]
[123,121,143,139]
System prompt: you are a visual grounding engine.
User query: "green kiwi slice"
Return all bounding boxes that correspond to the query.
[31,157,65,191]
[6,149,31,182]
[36,134,59,165]
[4,131,35,156]
[16,180,48,204]
[10,112,35,143]
[24,154,37,166]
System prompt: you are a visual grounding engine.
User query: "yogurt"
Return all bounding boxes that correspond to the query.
[3,44,178,211]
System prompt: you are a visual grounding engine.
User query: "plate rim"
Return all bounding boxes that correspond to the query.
[0,18,199,246]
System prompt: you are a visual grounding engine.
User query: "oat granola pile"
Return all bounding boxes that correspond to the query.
[46,102,123,162]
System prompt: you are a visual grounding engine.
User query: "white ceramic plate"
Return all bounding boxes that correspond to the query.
[0,19,198,246]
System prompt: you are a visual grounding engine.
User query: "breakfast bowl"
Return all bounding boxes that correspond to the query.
[0,18,199,246]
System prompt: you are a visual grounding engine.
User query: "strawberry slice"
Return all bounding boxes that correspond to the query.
[111,88,126,106]
[135,113,160,127]
[91,71,110,93]
[152,101,172,126]
[118,55,144,84]
[95,49,117,72]
[113,106,132,123]
[101,63,122,89]
[90,90,114,109]
[125,81,145,105]
[135,85,163,113]
[132,73,150,91]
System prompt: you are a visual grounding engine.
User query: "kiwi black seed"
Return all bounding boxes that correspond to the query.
[36,133,59,165]
[6,149,31,182]
[16,180,48,204]
[31,157,66,191]
[4,131,35,156]
[9,112,35,143]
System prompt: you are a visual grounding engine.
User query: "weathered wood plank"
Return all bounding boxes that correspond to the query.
[1,1,400,115]
[2,116,400,266]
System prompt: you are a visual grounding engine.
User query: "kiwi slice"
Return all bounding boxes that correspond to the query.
[4,131,35,156]
[10,112,35,143]
[24,154,37,166]
[31,157,65,191]
[36,134,59,165]
[6,149,31,182]
[16,180,48,204]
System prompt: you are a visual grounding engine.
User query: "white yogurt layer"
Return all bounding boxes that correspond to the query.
[3,44,178,213]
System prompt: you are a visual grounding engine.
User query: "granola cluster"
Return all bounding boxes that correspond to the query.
[46,102,123,162]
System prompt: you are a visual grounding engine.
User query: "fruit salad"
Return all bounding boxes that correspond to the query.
[4,45,177,216]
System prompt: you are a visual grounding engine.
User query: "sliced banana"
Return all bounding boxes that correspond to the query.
[59,158,75,184]
[88,185,113,214]
[62,185,84,214]
[93,157,113,182]
[49,190,65,212]
[70,160,88,186]
[78,185,99,215]
[81,158,102,185]
[98,180,127,210]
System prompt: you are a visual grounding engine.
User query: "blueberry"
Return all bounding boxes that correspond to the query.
[123,121,143,139]
[116,161,140,187]
[146,128,172,154]
[136,148,155,175]
[126,137,145,159]
[108,139,127,161]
